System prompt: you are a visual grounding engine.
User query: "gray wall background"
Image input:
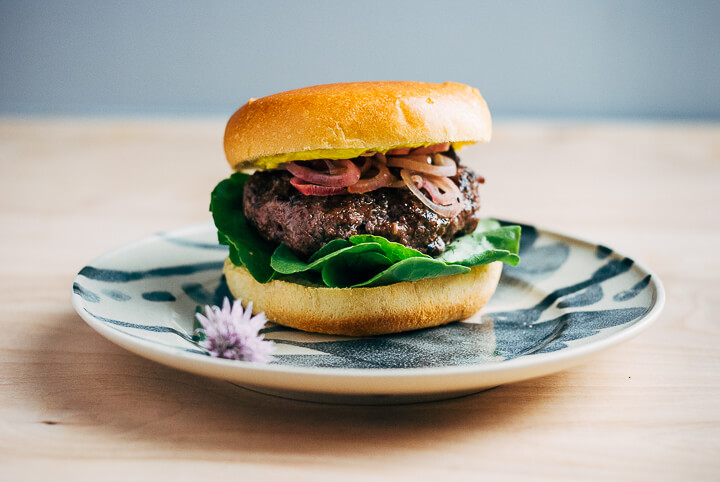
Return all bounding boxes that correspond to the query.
[1,0,719,119]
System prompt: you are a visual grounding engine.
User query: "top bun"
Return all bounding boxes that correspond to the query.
[224,81,492,170]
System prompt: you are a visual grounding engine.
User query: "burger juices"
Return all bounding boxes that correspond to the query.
[211,81,521,336]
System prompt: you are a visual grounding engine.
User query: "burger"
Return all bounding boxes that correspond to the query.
[210,81,521,336]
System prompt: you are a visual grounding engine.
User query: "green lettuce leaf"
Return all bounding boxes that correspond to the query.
[347,234,430,263]
[437,219,521,267]
[210,173,275,282]
[209,174,521,288]
[348,257,470,288]
[271,242,387,275]
[321,251,394,287]
[308,239,353,263]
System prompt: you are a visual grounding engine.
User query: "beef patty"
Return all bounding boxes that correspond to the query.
[243,165,482,258]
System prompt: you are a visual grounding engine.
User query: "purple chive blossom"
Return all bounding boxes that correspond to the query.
[195,297,275,363]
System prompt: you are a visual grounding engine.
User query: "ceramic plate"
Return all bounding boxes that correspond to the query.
[71,222,665,404]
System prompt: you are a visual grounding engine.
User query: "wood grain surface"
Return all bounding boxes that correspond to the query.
[0,119,718,481]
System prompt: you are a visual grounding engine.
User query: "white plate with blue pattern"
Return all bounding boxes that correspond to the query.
[71,222,665,404]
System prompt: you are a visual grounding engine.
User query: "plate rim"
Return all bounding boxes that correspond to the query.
[71,222,666,388]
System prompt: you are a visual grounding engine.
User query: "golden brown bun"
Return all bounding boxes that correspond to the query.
[223,258,502,336]
[224,81,492,170]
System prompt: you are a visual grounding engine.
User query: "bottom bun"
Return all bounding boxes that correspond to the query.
[223,258,503,336]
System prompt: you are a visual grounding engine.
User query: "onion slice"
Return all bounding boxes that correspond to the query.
[400,169,463,218]
[386,153,457,177]
[410,142,450,155]
[422,178,455,205]
[289,177,347,196]
[425,174,462,205]
[358,156,373,175]
[286,159,361,187]
[386,147,412,155]
[389,171,421,189]
[348,159,394,193]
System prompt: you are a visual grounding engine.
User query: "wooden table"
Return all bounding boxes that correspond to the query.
[1,119,718,480]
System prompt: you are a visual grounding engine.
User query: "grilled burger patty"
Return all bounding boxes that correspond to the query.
[243,164,483,258]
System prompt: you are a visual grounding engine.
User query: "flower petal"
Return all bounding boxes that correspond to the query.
[194,297,275,363]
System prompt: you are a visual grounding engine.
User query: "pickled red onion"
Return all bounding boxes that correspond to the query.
[421,178,455,205]
[358,156,372,175]
[286,159,361,187]
[410,142,450,155]
[283,145,467,211]
[348,159,394,193]
[426,174,462,205]
[289,177,347,196]
[387,143,450,156]
[386,153,457,177]
[400,169,462,218]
